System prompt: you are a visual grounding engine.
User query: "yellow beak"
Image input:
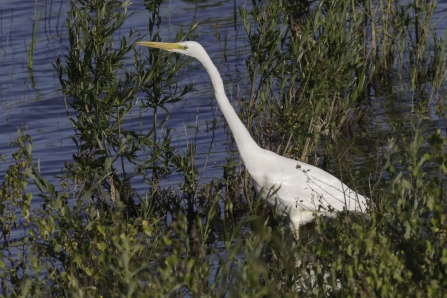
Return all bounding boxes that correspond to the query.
[136,41,185,51]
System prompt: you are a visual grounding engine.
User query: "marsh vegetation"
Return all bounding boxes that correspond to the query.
[1,0,447,296]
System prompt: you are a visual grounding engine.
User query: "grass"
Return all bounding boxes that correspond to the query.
[1,0,447,296]
[27,0,43,69]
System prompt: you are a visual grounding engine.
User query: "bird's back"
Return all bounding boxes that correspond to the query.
[245,148,367,227]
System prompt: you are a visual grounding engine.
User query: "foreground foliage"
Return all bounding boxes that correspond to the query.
[1,0,447,296]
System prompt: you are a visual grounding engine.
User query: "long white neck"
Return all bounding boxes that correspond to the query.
[196,54,261,161]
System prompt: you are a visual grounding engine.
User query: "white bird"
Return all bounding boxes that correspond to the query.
[137,40,367,238]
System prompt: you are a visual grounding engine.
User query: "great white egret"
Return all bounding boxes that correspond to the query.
[137,40,367,238]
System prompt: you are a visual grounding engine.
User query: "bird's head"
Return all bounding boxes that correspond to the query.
[136,40,205,60]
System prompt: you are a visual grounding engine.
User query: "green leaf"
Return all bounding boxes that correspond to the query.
[404,221,411,239]
[97,225,106,237]
[48,183,55,196]
[73,255,83,268]
[401,179,413,191]
[97,242,106,252]
[165,255,179,268]
[84,267,93,276]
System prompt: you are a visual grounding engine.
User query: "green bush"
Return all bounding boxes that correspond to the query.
[1,0,447,296]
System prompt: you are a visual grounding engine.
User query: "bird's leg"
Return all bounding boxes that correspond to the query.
[284,220,302,269]
[288,220,300,240]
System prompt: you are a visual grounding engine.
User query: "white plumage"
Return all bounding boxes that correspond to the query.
[137,40,367,238]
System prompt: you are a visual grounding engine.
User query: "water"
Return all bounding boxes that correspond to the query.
[1,0,447,291]
[2,0,446,217]
[0,0,250,191]
[0,0,252,269]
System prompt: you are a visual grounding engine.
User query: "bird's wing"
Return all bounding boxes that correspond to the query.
[265,154,365,213]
